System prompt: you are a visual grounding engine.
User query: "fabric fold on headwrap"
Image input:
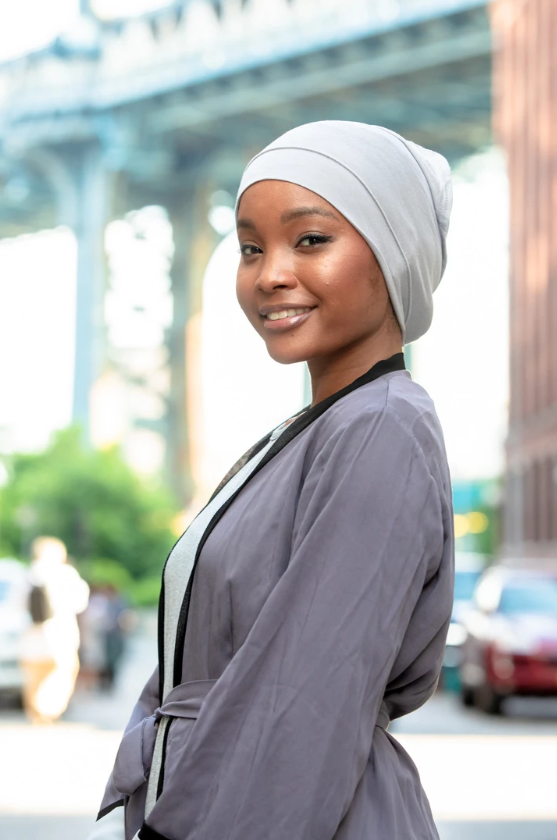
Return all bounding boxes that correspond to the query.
[236,121,452,344]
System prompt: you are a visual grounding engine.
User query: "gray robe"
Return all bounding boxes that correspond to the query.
[95,355,454,840]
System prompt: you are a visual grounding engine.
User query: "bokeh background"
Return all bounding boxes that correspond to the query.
[0,1,555,839]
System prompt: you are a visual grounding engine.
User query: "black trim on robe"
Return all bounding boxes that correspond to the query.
[163,353,406,693]
[139,823,169,840]
[156,717,173,798]
[97,799,125,821]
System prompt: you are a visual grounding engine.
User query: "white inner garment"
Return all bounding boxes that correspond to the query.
[145,419,290,816]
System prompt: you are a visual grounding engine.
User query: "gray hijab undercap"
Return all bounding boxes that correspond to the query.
[236,121,453,345]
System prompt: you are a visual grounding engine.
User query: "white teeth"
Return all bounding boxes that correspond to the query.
[266,308,311,321]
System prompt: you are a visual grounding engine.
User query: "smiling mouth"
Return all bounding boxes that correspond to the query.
[264,307,313,322]
[261,306,315,332]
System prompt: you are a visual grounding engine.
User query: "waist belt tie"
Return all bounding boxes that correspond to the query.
[112,679,217,797]
[154,678,217,722]
[112,680,390,797]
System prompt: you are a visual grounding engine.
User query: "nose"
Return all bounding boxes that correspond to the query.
[255,248,297,294]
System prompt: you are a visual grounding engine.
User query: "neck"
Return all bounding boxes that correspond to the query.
[307,332,403,407]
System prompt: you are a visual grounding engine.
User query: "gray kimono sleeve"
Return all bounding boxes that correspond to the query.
[142,409,448,840]
[93,665,160,827]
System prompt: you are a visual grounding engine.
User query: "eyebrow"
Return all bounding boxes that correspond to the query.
[236,217,257,231]
[236,205,339,232]
[280,206,339,224]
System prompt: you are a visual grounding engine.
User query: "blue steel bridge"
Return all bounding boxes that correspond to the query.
[0,0,491,499]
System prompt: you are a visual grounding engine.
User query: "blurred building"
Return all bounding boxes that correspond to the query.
[493,0,557,565]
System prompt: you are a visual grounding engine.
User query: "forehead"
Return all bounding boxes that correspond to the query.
[237,180,345,232]
[238,180,338,215]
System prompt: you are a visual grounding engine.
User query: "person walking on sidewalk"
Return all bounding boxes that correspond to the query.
[20,536,89,723]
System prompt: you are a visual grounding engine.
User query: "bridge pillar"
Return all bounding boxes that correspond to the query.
[167,184,217,507]
[22,143,110,440]
[71,144,110,437]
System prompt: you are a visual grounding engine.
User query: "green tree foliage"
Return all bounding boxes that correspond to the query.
[0,428,178,582]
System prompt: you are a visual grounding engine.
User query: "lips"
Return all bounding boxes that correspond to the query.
[261,306,315,333]
[265,307,313,322]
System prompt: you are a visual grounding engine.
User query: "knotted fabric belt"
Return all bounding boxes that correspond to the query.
[113,679,390,797]
[112,679,217,797]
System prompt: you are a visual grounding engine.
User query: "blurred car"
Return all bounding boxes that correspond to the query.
[0,559,29,701]
[442,552,486,690]
[460,566,557,714]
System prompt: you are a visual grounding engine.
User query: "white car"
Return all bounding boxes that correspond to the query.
[0,559,30,700]
[442,552,486,683]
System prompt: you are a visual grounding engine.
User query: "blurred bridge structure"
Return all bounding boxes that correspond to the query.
[0,0,491,502]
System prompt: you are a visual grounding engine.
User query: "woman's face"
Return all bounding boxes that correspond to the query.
[236,180,399,366]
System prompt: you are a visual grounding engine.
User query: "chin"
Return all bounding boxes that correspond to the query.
[263,341,310,366]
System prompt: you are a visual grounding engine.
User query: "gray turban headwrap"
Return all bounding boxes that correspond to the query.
[236,121,452,345]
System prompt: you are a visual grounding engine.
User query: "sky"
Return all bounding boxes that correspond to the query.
[0,228,76,453]
[0,0,173,62]
[0,0,78,62]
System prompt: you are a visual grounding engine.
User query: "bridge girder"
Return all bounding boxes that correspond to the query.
[145,8,491,157]
[1,5,490,152]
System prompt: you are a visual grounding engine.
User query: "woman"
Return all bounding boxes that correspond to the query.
[90,121,454,840]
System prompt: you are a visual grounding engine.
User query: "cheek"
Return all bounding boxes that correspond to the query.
[236,271,260,328]
[235,270,251,313]
[316,248,381,311]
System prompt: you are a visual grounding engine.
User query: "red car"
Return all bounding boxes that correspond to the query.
[459,567,557,714]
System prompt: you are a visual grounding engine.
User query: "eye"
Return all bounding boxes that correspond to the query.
[297,234,333,247]
[239,243,263,256]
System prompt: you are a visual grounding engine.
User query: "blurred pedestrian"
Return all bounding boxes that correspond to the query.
[99,585,128,690]
[80,584,129,692]
[90,122,455,840]
[78,585,111,692]
[19,536,89,723]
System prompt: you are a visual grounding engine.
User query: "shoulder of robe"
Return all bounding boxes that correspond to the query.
[308,372,443,460]
[380,373,447,459]
[298,372,451,509]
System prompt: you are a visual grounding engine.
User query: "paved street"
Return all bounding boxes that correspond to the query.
[393,697,557,839]
[1,616,556,840]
